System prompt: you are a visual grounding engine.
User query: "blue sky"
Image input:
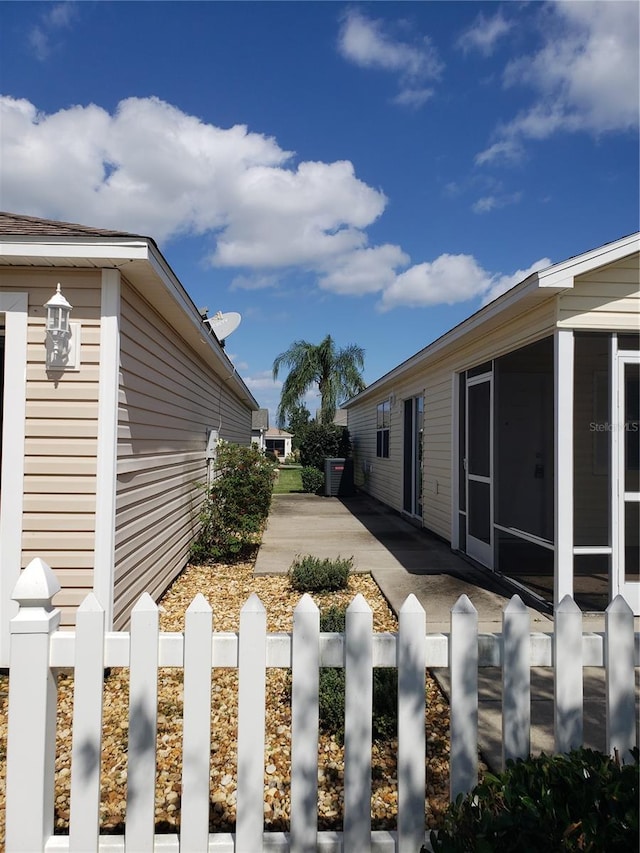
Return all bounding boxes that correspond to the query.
[1,1,638,422]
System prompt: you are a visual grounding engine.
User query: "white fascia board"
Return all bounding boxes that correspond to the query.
[346,233,640,408]
[145,244,260,410]
[344,271,544,407]
[538,232,640,290]
[0,239,150,261]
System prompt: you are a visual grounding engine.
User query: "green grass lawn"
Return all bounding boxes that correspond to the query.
[273,466,303,494]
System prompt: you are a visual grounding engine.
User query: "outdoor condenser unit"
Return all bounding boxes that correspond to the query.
[324,457,355,497]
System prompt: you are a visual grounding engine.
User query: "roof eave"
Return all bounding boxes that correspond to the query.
[0,235,259,411]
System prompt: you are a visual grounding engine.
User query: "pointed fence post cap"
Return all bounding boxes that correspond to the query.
[504,594,528,614]
[451,593,477,615]
[606,594,634,617]
[12,557,61,607]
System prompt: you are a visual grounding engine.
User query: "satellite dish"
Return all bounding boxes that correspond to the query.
[204,311,242,341]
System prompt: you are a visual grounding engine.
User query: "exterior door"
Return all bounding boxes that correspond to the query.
[403,396,423,517]
[618,355,640,612]
[466,373,493,567]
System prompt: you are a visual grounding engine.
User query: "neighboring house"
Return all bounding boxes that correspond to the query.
[0,212,259,665]
[251,408,269,451]
[265,427,293,459]
[345,233,640,615]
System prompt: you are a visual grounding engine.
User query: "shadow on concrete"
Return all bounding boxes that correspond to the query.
[336,493,552,616]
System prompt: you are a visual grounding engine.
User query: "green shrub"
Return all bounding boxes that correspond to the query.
[190,441,276,562]
[289,555,352,592]
[265,450,279,464]
[317,606,398,745]
[428,747,639,853]
[299,422,351,472]
[300,466,325,494]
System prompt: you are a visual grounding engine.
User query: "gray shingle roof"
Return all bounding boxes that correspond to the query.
[0,211,145,240]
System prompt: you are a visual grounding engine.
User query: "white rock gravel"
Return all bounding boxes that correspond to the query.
[0,560,456,843]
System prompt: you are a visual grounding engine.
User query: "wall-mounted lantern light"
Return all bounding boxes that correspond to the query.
[44,283,73,369]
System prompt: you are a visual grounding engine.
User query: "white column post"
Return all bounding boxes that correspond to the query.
[5,558,61,852]
[0,292,28,667]
[94,268,120,629]
[554,328,574,605]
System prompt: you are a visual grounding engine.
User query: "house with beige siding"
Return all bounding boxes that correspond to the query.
[0,212,259,665]
[345,233,640,615]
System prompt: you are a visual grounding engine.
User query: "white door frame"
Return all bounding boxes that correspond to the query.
[466,371,493,567]
[616,352,640,613]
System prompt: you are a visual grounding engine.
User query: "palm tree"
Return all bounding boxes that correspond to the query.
[273,335,366,427]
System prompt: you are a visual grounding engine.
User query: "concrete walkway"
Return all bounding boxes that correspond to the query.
[255,492,639,771]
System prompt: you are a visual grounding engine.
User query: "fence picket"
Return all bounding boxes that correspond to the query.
[397,594,426,853]
[501,595,530,767]
[450,594,478,799]
[605,595,636,759]
[344,594,373,853]
[180,593,213,852]
[290,594,320,853]
[554,594,583,752]
[69,594,105,853]
[125,593,160,852]
[236,593,267,853]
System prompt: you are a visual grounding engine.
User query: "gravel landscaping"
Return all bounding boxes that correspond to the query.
[0,559,454,843]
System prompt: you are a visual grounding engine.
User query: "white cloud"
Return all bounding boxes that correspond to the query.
[0,95,385,273]
[378,254,492,311]
[318,244,409,296]
[0,94,553,318]
[29,1,77,61]
[481,258,552,305]
[230,273,279,291]
[457,10,512,56]
[212,159,385,267]
[337,9,443,107]
[472,191,522,214]
[477,0,639,164]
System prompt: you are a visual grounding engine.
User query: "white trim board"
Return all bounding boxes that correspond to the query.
[0,292,28,666]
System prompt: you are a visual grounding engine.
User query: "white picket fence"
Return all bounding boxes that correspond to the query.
[4,557,639,853]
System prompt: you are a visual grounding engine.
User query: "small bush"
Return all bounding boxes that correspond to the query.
[289,555,352,592]
[265,450,279,464]
[299,422,351,472]
[300,466,325,494]
[428,747,639,853]
[190,441,277,563]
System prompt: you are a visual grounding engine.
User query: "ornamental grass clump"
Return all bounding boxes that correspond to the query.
[288,555,353,592]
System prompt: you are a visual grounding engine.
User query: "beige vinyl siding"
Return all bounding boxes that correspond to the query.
[348,297,558,543]
[113,281,252,628]
[0,268,102,624]
[422,374,452,540]
[557,255,640,330]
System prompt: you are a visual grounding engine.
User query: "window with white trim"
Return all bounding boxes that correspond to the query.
[376,400,390,458]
